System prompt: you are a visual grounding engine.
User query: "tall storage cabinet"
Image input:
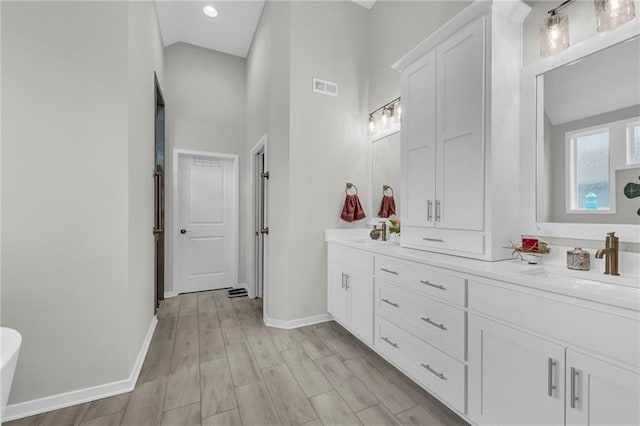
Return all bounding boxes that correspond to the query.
[394,1,530,261]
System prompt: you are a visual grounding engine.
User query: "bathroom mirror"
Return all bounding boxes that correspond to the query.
[536,35,640,226]
[371,132,401,219]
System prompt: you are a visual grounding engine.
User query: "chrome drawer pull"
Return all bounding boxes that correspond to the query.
[421,363,446,380]
[548,358,557,397]
[382,298,399,308]
[420,280,446,290]
[380,268,399,275]
[381,336,398,348]
[421,317,447,330]
[570,367,579,408]
[422,237,444,242]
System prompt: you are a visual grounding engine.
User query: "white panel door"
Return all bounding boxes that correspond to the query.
[177,154,237,293]
[436,17,485,231]
[401,51,437,228]
[566,349,640,426]
[327,262,348,325]
[468,315,565,426]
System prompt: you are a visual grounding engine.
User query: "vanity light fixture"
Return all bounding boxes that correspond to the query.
[594,0,636,32]
[540,0,573,57]
[368,97,401,139]
[203,5,218,18]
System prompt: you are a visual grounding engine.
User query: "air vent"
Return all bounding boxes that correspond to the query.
[313,77,338,96]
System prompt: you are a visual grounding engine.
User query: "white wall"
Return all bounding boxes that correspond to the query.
[163,42,246,294]
[367,0,471,112]
[1,0,163,408]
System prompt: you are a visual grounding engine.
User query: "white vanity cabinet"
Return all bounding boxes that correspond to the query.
[394,1,529,260]
[373,255,469,414]
[468,279,640,426]
[327,244,374,344]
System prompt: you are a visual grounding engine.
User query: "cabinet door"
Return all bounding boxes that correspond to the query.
[401,50,436,228]
[347,268,373,345]
[327,262,348,325]
[436,17,485,231]
[468,315,565,425]
[566,350,640,426]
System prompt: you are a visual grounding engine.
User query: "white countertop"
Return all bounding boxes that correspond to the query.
[326,229,640,313]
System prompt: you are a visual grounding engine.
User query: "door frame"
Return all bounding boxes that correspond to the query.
[172,148,239,295]
[153,72,165,312]
[249,135,268,307]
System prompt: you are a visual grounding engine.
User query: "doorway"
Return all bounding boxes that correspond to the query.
[173,150,239,294]
[251,136,268,301]
[153,73,165,312]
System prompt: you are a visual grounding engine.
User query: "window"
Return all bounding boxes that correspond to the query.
[569,129,610,211]
[627,121,640,165]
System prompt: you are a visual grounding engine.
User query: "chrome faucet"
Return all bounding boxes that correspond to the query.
[379,221,387,242]
[595,232,620,276]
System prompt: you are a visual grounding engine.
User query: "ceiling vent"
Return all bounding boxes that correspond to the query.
[313,78,338,97]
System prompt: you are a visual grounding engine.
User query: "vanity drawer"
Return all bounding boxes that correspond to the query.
[376,280,466,360]
[375,255,467,307]
[376,317,466,413]
[328,244,373,274]
[402,226,485,255]
[469,279,640,367]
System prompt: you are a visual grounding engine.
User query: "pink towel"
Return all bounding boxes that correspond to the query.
[341,194,366,222]
[377,195,396,218]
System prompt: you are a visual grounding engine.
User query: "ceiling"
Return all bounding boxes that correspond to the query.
[155,0,375,58]
[155,1,265,58]
[544,36,640,126]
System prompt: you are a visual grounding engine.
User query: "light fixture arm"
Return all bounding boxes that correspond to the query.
[548,0,575,15]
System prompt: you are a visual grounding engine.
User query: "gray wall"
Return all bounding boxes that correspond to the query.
[1,0,163,404]
[244,0,476,322]
[163,43,247,293]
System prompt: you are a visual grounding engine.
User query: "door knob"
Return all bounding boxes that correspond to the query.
[180,229,188,234]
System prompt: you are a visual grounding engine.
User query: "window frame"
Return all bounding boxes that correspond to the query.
[565,125,615,214]
[626,119,640,165]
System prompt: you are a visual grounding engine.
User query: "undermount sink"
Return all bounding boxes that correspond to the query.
[519,267,638,289]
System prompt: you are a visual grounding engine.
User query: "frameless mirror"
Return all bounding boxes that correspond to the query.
[536,36,640,225]
[371,132,401,219]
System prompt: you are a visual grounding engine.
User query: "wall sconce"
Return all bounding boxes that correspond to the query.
[594,0,636,32]
[368,97,401,140]
[540,0,573,57]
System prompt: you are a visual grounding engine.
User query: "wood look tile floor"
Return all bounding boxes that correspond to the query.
[7,291,468,426]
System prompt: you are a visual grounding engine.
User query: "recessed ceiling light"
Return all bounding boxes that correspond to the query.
[203,5,218,18]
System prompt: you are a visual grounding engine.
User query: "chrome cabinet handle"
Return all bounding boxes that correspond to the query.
[548,358,557,397]
[435,200,441,222]
[381,336,398,348]
[420,280,446,290]
[380,268,399,275]
[422,237,444,243]
[427,200,433,222]
[421,363,446,380]
[382,298,399,308]
[421,317,446,330]
[570,367,579,408]
[341,273,345,289]
[345,274,350,291]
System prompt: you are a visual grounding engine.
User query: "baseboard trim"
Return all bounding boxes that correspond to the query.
[263,313,332,330]
[163,290,178,299]
[2,316,158,422]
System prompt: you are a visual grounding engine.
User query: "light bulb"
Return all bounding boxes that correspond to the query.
[380,109,389,129]
[394,102,402,122]
[368,116,376,136]
[203,5,218,18]
[540,11,569,57]
[595,0,635,32]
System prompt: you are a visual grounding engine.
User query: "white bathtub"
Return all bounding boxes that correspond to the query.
[1,327,22,408]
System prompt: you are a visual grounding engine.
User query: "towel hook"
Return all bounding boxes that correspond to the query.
[383,185,394,196]
[345,182,358,195]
